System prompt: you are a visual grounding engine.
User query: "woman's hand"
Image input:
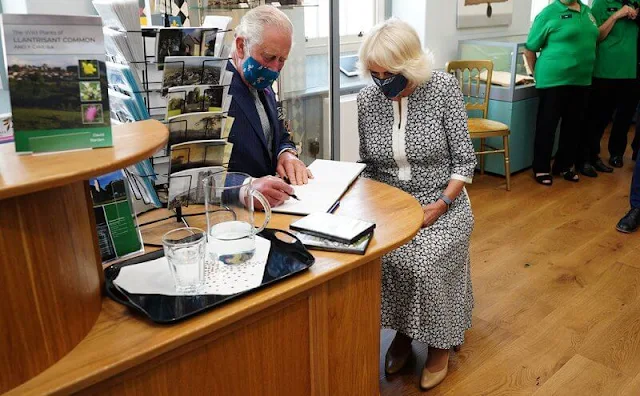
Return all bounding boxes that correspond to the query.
[422,200,448,228]
[615,5,637,20]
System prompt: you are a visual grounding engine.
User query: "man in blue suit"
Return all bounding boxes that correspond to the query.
[616,156,640,232]
[226,5,312,207]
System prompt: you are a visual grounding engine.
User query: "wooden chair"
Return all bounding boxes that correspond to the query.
[445,60,511,191]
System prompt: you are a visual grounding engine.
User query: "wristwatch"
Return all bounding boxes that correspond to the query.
[438,193,452,210]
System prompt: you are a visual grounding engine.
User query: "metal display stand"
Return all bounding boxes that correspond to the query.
[105,22,233,228]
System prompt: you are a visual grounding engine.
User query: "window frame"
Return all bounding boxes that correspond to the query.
[303,0,386,52]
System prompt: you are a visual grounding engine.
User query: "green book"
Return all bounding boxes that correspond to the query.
[90,171,143,263]
[1,14,112,153]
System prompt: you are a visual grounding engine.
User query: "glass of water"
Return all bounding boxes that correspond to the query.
[162,227,207,294]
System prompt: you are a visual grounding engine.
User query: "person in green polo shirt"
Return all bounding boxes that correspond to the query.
[581,0,640,175]
[524,0,601,186]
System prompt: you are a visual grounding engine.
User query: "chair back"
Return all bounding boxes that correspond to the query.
[445,60,494,119]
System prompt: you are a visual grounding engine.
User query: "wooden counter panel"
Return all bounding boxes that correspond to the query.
[74,260,382,396]
[82,296,312,395]
[327,258,382,396]
[0,181,102,392]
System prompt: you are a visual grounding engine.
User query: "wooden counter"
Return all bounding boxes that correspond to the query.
[6,176,422,395]
[0,120,168,393]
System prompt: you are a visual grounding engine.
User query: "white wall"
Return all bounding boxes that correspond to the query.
[391,0,427,49]
[393,0,533,69]
[1,0,96,15]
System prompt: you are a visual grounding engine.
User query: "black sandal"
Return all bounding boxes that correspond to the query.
[534,172,553,186]
[560,170,579,182]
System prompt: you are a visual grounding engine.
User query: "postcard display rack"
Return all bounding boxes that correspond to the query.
[103,12,235,229]
[105,0,310,232]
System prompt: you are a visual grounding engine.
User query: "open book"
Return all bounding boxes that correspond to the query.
[479,70,534,87]
[273,160,366,215]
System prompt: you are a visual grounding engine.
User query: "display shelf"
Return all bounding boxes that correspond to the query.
[456,35,540,175]
[0,120,168,393]
[0,120,169,200]
[458,35,536,102]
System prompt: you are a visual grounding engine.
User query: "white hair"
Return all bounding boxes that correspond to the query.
[234,5,293,53]
[358,18,433,86]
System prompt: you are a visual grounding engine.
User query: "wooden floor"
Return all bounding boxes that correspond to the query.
[379,134,640,395]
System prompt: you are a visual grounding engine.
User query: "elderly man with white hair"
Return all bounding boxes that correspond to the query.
[226,5,312,207]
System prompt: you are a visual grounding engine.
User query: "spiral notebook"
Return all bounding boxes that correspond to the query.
[289,212,376,244]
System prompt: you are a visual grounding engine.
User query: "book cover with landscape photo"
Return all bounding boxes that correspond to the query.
[1,14,112,153]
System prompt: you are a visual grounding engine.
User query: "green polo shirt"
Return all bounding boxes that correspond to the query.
[526,0,599,89]
[591,0,639,79]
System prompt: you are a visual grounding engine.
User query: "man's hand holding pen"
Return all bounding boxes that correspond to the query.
[281,176,301,201]
[251,176,295,208]
[251,152,311,208]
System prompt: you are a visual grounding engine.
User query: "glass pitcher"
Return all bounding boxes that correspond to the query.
[202,171,271,265]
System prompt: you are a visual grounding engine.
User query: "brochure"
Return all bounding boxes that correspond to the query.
[165,84,231,118]
[1,14,112,153]
[162,56,227,88]
[156,27,220,68]
[89,170,144,263]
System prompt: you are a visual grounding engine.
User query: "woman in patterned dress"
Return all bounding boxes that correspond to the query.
[357,18,476,391]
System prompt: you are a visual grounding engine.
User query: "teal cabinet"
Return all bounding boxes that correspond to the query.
[458,36,541,176]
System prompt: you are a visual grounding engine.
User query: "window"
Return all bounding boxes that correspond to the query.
[304,0,380,39]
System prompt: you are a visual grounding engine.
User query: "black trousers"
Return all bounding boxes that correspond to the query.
[533,85,590,174]
[584,78,640,162]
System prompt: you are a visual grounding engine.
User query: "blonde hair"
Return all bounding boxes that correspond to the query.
[358,18,433,86]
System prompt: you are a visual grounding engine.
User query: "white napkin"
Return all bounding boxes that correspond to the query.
[113,236,271,296]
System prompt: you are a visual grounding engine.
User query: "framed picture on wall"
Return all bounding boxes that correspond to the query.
[457,0,513,29]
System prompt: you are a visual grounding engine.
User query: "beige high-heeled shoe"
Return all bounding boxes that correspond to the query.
[420,359,448,390]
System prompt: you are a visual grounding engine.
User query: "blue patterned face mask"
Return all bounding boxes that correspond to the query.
[242,56,280,90]
[371,73,409,99]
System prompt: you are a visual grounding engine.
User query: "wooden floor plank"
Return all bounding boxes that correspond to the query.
[620,372,640,396]
[380,130,640,395]
[379,317,519,396]
[531,354,630,396]
[578,301,640,377]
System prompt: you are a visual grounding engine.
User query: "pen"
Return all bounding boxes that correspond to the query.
[328,200,340,213]
[281,176,301,200]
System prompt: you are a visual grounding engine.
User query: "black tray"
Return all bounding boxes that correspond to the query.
[104,229,315,324]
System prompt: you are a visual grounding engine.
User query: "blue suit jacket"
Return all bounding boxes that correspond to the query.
[226,62,296,178]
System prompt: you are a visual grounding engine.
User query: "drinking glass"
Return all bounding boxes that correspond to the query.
[203,171,271,265]
[162,227,207,294]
